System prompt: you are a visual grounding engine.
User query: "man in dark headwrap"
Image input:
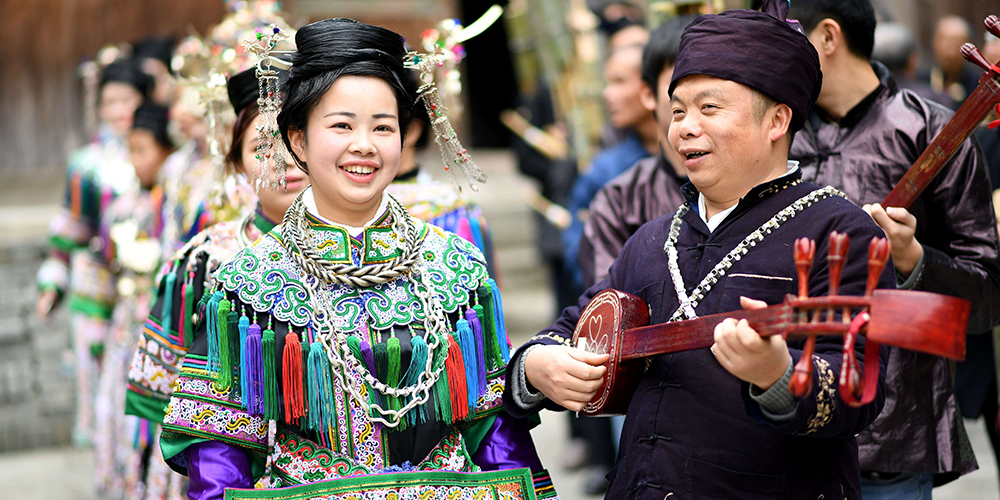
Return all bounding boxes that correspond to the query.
[504,1,892,498]
[787,0,1000,496]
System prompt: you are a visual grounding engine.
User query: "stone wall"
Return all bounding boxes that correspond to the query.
[0,240,74,451]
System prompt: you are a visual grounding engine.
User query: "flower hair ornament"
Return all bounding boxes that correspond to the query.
[404,5,503,192]
[242,24,291,192]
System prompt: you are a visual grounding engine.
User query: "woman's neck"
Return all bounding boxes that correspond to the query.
[311,189,384,228]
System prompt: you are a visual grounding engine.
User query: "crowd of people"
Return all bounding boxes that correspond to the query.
[30,0,1000,499]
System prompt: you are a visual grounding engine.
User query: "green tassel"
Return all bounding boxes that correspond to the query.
[183,278,195,347]
[387,336,403,430]
[372,342,388,420]
[206,292,223,377]
[475,296,503,371]
[347,335,363,364]
[160,271,176,340]
[403,334,429,425]
[432,332,452,424]
[262,327,279,420]
[216,301,235,391]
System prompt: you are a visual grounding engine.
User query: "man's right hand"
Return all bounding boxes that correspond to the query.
[36,290,59,319]
[524,344,609,412]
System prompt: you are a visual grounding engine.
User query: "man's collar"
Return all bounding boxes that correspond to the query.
[681,162,802,208]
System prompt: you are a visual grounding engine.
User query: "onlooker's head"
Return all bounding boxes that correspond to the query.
[99,60,153,135]
[872,21,917,76]
[128,102,174,189]
[641,15,698,101]
[603,44,653,130]
[932,16,971,77]
[788,0,877,62]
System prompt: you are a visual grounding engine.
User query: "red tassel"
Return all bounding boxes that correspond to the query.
[445,334,469,422]
[282,331,305,424]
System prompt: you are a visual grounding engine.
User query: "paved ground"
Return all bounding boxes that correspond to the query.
[1,151,998,498]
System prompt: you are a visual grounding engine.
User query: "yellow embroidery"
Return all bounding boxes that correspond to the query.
[529,332,572,347]
[801,356,836,435]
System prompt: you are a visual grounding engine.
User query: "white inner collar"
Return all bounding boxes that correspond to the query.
[301,187,388,238]
[697,161,800,233]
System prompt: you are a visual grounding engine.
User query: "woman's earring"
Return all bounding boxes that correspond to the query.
[243,25,290,192]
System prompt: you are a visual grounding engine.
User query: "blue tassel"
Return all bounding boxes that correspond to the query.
[466,308,487,395]
[402,334,429,425]
[456,318,478,410]
[246,323,264,414]
[238,314,250,406]
[205,291,224,376]
[488,279,510,362]
[307,341,333,433]
[467,213,487,254]
[160,271,176,340]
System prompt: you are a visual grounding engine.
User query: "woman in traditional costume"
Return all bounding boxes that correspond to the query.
[160,18,556,500]
[126,66,304,436]
[93,102,186,500]
[36,59,150,446]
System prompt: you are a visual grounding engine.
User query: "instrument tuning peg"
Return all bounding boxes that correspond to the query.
[865,237,891,297]
[789,337,816,398]
[794,238,815,299]
[961,43,992,71]
[826,232,850,296]
[986,15,1000,40]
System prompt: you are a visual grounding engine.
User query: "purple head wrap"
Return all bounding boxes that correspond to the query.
[669,0,822,132]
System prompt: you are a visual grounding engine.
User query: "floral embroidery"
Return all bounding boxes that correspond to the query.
[801,356,836,435]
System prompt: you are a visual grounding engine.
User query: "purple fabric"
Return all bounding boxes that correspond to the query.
[669,0,821,132]
[187,441,254,500]
[471,413,544,473]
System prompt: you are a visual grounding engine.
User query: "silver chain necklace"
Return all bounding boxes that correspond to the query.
[664,186,845,321]
[282,191,453,427]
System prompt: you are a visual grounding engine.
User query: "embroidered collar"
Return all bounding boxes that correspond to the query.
[301,187,389,238]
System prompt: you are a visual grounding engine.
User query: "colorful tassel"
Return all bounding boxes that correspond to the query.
[477,287,504,370]
[307,341,332,433]
[466,308,487,396]
[432,332,452,424]
[178,282,190,347]
[487,279,510,362]
[238,313,250,407]
[456,318,478,410]
[359,340,380,419]
[160,271,176,342]
[467,214,487,254]
[445,333,469,422]
[282,331,305,424]
[347,336,364,365]
[386,336,402,428]
[206,291,223,376]
[217,302,236,390]
[262,326,279,420]
[196,290,212,326]
[373,342,388,420]
[403,334,429,425]
[456,215,475,245]
[246,323,264,414]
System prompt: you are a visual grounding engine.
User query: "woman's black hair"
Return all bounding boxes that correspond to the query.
[100,59,154,97]
[131,101,173,149]
[277,18,415,173]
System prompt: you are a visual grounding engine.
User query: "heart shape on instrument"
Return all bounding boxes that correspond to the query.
[586,315,610,354]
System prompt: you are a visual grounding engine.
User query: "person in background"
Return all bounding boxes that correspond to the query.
[921,16,983,110]
[133,36,177,106]
[871,21,951,108]
[788,0,1000,495]
[36,59,151,448]
[95,101,184,499]
[579,15,694,289]
[125,67,305,467]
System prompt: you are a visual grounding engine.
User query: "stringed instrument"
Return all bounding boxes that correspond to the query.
[572,233,970,416]
[882,15,1000,209]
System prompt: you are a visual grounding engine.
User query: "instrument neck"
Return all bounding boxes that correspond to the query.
[619,304,792,361]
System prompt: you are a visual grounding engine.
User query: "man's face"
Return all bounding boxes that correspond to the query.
[603,47,653,130]
[933,18,970,75]
[667,75,775,200]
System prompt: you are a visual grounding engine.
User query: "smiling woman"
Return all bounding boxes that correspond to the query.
[156,18,559,500]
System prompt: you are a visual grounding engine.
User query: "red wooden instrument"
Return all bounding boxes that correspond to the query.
[882,15,1000,209]
[571,234,970,416]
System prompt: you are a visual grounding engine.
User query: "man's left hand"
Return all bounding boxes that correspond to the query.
[863,203,922,277]
[712,297,790,390]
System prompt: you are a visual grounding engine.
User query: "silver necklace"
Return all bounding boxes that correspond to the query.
[664,186,845,321]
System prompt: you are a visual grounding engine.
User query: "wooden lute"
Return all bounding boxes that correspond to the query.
[882,15,1000,209]
[571,234,970,416]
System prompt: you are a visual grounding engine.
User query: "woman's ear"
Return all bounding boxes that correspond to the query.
[403,120,423,149]
[288,128,307,164]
